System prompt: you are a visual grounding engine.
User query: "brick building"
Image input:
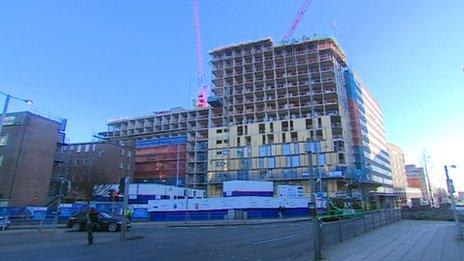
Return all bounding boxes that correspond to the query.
[0,111,65,206]
[52,141,134,201]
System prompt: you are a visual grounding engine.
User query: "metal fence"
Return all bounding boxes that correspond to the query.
[0,215,67,231]
[320,209,402,247]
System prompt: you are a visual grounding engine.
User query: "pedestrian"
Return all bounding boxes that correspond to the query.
[282,206,287,219]
[278,205,283,220]
[126,208,133,221]
[86,208,98,245]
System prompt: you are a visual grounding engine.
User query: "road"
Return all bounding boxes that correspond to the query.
[0,221,314,261]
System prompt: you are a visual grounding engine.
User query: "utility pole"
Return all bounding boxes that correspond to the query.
[184,189,189,223]
[307,140,322,260]
[120,176,129,240]
[176,143,180,187]
[444,165,463,240]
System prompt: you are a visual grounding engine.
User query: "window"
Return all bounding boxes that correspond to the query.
[305,119,312,129]
[259,123,265,134]
[282,121,289,131]
[236,147,244,158]
[92,144,96,151]
[270,122,274,132]
[125,163,130,170]
[74,159,80,166]
[119,162,124,169]
[76,145,81,153]
[286,156,292,167]
[293,143,300,154]
[70,145,74,151]
[0,135,8,146]
[121,149,125,156]
[282,144,291,155]
[259,158,264,168]
[292,156,300,167]
[127,151,132,158]
[4,116,15,125]
[222,149,229,156]
[216,140,222,145]
[259,145,268,157]
[84,144,90,152]
[216,129,223,134]
[98,150,104,158]
[268,157,276,168]
[83,158,89,166]
[237,126,243,135]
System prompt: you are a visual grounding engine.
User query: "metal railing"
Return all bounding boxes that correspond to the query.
[320,209,402,247]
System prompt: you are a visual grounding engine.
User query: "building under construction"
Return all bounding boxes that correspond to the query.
[101,36,394,206]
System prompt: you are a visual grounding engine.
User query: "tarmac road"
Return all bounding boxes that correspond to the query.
[0,221,314,261]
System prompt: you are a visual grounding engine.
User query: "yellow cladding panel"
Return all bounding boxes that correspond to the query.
[208,117,345,174]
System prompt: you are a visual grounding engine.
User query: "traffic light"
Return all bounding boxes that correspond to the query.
[108,189,115,201]
[119,178,125,195]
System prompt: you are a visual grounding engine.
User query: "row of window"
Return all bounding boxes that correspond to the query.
[61,145,132,158]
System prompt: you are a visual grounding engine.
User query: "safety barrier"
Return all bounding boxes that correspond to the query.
[320,209,402,247]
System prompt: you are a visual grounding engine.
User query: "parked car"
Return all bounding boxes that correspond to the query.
[67,211,131,232]
[0,216,11,230]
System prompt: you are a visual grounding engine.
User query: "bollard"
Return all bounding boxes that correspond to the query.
[38,220,43,232]
[372,213,376,229]
[337,220,342,241]
[363,216,367,232]
[353,219,357,237]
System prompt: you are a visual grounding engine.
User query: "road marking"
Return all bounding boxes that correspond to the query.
[252,234,299,246]
[198,226,213,229]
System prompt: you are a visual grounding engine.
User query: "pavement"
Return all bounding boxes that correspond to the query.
[0,220,315,261]
[326,220,464,261]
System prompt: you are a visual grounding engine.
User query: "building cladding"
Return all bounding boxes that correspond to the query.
[134,136,187,186]
[387,143,407,190]
[52,141,134,201]
[102,35,393,199]
[207,36,353,196]
[405,164,429,200]
[102,107,209,190]
[344,70,393,191]
[0,111,65,206]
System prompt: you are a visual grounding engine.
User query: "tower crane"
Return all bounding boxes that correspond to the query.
[282,0,312,42]
[193,0,207,108]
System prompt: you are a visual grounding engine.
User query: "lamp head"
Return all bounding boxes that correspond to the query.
[24,99,33,105]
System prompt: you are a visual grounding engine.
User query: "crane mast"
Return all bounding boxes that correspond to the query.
[282,0,312,42]
[193,0,207,108]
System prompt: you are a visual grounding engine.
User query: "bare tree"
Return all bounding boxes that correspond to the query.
[69,164,113,203]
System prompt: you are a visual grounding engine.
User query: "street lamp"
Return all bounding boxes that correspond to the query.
[0,91,33,136]
[444,165,463,239]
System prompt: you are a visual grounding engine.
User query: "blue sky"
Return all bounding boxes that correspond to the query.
[1,0,463,190]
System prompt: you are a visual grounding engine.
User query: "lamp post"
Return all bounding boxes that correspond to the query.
[444,165,463,240]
